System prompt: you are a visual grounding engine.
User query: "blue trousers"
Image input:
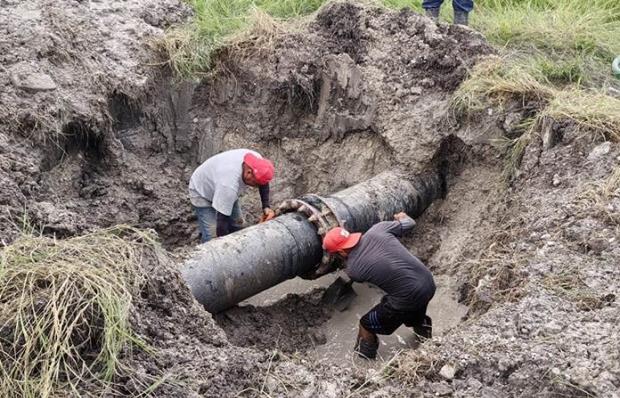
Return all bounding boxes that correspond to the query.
[193,201,242,243]
[422,0,473,12]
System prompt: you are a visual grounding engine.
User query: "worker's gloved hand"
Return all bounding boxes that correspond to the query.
[259,207,275,223]
[393,212,411,222]
[301,255,340,280]
[299,269,320,280]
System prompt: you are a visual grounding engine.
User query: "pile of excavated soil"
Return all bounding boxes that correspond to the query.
[0,0,194,246]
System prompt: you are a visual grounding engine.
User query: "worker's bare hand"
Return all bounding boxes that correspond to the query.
[260,207,275,223]
[393,212,409,221]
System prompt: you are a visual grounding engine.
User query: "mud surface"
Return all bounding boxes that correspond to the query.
[215,273,467,364]
[214,289,331,353]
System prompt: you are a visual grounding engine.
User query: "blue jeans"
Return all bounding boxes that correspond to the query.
[193,201,242,243]
[422,0,473,12]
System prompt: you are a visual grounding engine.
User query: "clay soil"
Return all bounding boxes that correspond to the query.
[1,0,618,397]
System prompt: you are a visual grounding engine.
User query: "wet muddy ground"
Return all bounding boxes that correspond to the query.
[219,272,468,364]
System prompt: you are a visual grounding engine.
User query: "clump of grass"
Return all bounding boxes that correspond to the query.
[382,348,439,385]
[451,56,554,113]
[498,120,535,182]
[451,0,620,177]
[531,56,585,86]
[598,167,620,200]
[462,244,529,314]
[578,166,620,225]
[543,272,615,311]
[0,226,157,398]
[163,0,329,78]
[454,55,620,182]
[473,0,620,90]
[475,0,620,59]
[543,90,620,142]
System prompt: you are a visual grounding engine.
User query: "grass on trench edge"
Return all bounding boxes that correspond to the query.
[164,0,620,79]
[452,56,620,183]
[0,226,159,398]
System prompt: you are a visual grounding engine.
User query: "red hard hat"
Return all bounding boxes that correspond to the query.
[322,227,362,254]
[244,153,274,185]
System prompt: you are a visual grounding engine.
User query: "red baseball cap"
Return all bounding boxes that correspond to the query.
[322,227,362,254]
[244,153,274,185]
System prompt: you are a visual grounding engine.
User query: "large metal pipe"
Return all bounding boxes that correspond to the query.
[181,171,444,313]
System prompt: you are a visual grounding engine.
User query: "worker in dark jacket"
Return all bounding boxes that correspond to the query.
[322,212,435,359]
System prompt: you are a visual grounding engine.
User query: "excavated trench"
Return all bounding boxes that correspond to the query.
[1,0,504,389]
[199,133,481,361]
[5,2,620,396]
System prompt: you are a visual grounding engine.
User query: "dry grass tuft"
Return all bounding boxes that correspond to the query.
[543,91,620,142]
[493,119,536,183]
[382,348,439,386]
[580,167,620,204]
[161,0,324,78]
[456,56,620,183]
[452,56,555,113]
[543,271,615,311]
[462,243,529,314]
[577,166,620,225]
[0,226,158,398]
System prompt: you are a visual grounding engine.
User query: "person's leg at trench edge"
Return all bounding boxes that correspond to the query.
[423,0,473,25]
[357,298,403,359]
[453,0,473,25]
[422,0,442,19]
[193,205,216,243]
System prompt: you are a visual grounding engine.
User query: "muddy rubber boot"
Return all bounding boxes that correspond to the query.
[354,337,379,360]
[412,315,433,340]
[454,10,469,26]
[424,7,440,21]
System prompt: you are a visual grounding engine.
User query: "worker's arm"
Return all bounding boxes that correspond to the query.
[374,212,416,237]
[259,184,275,222]
[394,212,415,229]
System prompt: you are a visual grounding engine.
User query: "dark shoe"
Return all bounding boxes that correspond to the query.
[454,10,469,26]
[412,315,433,339]
[424,7,440,21]
[354,337,378,360]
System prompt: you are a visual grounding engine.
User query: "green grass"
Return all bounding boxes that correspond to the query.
[0,226,157,398]
[163,0,331,77]
[473,0,620,89]
[166,0,620,83]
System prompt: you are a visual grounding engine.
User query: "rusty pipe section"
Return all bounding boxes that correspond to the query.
[181,171,444,313]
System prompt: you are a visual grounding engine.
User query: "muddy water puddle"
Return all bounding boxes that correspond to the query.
[242,273,467,364]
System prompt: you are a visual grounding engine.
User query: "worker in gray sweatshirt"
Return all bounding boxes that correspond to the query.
[189,149,275,243]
